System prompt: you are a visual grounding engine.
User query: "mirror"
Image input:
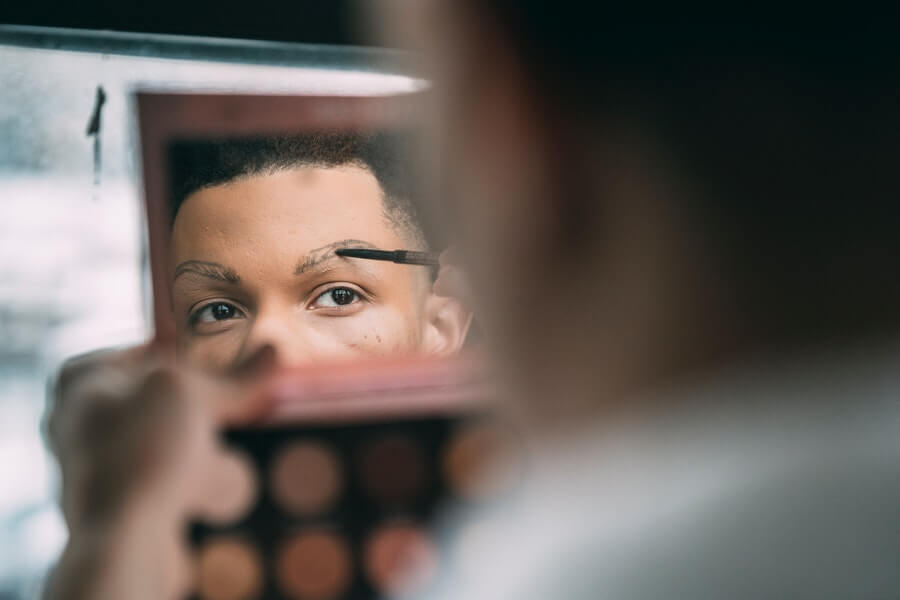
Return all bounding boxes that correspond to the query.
[138,92,472,371]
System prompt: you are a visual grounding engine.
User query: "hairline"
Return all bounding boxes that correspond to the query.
[177,159,428,250]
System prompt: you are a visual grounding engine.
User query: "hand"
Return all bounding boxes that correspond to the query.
[44,345,272,600]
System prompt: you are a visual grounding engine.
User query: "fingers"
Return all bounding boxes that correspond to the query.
[55,365,193,528]
[48,345,164,441]
[47,347,217,599]
[49,342,273,454]
[46,344,278,599]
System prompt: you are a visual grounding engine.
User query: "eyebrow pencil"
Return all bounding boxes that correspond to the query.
[335,248,440,267]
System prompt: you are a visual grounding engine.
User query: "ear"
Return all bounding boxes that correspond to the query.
[421,293,474,356]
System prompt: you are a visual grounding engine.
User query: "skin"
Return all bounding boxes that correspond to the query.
[169,164,468,371]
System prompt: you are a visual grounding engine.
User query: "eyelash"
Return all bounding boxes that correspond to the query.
[189,301,246,326]
[188,284,369,327]
[308,284,369,311]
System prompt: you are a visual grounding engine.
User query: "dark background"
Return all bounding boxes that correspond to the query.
[1,0,375,46]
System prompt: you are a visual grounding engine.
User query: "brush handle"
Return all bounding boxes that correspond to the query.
[335,247,440,267]
[394,251,440,266]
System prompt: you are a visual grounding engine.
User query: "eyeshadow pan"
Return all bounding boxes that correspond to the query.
[442,421,521,501]
[363,524,438,597]
[276,530,352,600]
[195,449,258,525]
[270,441,343,515]
[185,363,511,600]
[195,537,264,600]
[358,435,426,506]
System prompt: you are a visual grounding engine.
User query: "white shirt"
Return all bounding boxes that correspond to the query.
[431,344,900,600]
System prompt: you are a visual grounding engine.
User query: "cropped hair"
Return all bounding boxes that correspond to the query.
[167,131,428,247]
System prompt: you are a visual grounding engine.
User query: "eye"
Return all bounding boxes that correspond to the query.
[191,302,243,324]
[311,286,361,309]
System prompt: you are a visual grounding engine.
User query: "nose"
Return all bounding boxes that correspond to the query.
[235,307,321,369]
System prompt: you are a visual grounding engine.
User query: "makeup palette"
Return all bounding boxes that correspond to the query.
[186,357,523,600]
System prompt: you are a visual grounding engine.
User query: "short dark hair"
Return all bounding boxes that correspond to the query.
[167,131,429,247]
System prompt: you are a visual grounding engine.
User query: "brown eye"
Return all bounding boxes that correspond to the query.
[331,288,355,305]
[312,287,360,308]
[194,302,240,323]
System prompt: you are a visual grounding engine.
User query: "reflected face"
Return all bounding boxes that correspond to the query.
[170,165,433,371]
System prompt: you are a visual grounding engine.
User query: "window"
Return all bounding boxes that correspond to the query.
[0,26,421,597]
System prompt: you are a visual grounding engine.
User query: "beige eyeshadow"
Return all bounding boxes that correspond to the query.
[363,523,438,597]
[276,530,352,600]
[358,435,427,505]
[195,449,258,525]
[270,441,343,515]
[195,537,264,600]
[442,421,522,501]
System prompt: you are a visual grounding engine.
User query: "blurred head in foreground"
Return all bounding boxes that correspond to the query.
[168,132,470,371]
[387,8,900,422]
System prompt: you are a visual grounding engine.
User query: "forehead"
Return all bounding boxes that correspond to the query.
[170,165,403,262]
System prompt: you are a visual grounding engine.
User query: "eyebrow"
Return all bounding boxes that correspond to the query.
[294,239,379,275]
[173,260,240,283]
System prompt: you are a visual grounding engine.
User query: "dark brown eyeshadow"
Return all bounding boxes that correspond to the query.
[357,435,427,506]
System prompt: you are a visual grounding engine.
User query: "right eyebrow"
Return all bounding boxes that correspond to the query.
[173,260,241,283]
[294,239,380,275]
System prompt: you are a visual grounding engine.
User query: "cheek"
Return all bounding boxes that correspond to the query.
[176,330,243,372]
[307,307,425,357]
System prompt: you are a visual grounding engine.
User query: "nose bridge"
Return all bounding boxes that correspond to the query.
[239,302,312,367]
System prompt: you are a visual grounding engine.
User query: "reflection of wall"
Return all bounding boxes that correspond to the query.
[0,42,423,599]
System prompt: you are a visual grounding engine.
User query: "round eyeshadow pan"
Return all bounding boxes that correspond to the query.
[442,421,521,501]
[276,530,353,600]
[363,523,438,597]
[357,435,427,506]
[195,536,264,600]
[270,440,343,515]
[195,449,258,525]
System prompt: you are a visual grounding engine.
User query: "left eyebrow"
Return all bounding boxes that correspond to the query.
[294,239,379,275]
[174,260,241,283]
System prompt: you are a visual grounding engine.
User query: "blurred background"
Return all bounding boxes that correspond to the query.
[0,6,415,596]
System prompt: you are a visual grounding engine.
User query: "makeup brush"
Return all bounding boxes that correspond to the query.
[335,248,440,267]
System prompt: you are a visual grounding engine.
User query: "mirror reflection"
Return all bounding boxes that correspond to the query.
[165,131,471,371]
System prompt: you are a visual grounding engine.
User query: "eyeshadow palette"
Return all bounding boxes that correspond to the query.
[186,357,522,600]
